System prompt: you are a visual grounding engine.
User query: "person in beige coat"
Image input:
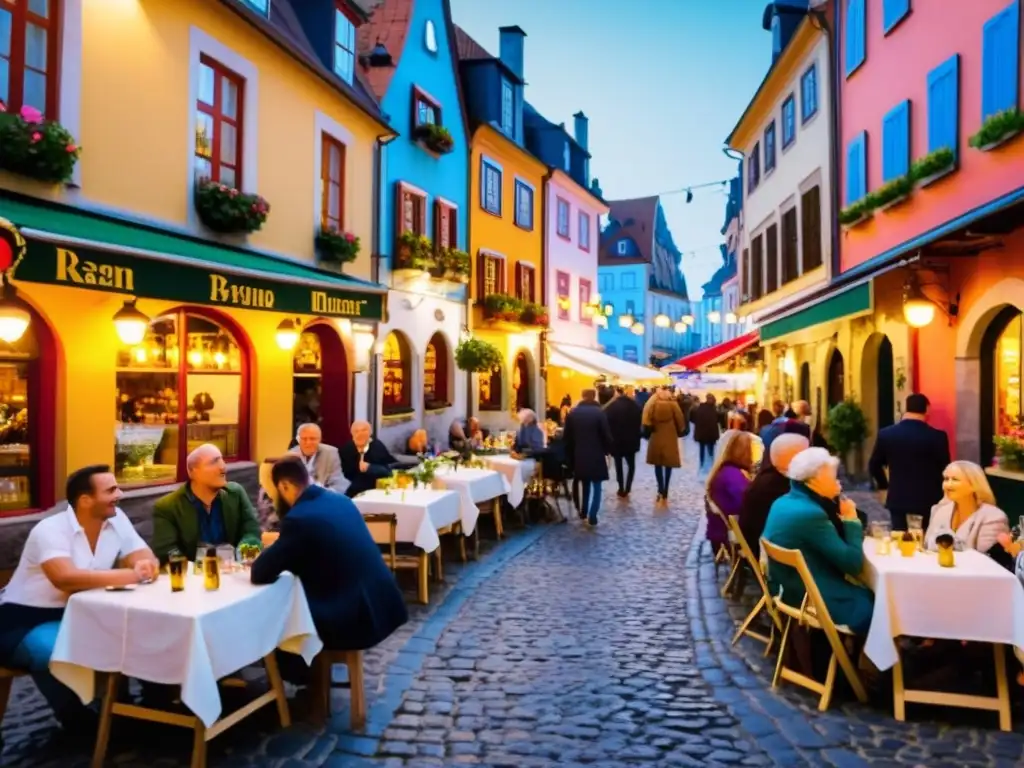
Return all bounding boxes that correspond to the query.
[923,460,1008,553]
[643,389,686,508]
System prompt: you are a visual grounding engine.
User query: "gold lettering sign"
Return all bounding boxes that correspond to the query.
[56,247,135,291]
[209,273,275,309]
[311,290,367,317]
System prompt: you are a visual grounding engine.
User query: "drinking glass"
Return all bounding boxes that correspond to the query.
[871,522,891,554]
[168,554,187,592]
[194,544,211,575]
[906,514,924,550]
[217,544,236,574]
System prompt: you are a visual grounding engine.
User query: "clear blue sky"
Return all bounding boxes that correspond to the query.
[448,0,772,300]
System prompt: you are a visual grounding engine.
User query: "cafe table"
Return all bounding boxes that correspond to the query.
[481,455,536,508]
[49,570,322,768]
[434,465,511,550]
[861,541,1024,730]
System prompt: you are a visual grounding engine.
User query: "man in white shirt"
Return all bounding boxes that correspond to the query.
[0,465,158,737]
[288,422,347,493]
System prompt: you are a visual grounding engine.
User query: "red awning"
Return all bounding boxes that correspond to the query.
[672,330,760,371]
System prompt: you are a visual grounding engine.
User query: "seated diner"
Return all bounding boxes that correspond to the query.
[340,420,397,497]
[924,460,1009,556]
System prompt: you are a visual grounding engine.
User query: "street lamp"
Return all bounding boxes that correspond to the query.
[275,318,300,351]
[112,299,150,346]
[0,281,30,344]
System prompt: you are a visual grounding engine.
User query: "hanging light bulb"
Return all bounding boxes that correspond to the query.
[630,321,645,336]
[0,281,30,344]
[187,348,204,367]
[276,318,301,351]
[682,314,695,326]
[674,321,685,333]
[618,313,634,329]
[708,310,721,324]
[725,312,738,324]
[903,278,936,328]
[654,313,671,328]
[112,299,150,346]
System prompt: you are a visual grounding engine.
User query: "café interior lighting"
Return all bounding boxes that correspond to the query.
[0,281,30,344]
[112,299,150,346]
[275,318,300,351]
[654,313,671,328]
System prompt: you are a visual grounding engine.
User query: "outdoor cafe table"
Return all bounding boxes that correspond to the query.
[49,570,322,768]
[861,541,1024,730]
[481,455,536,508]
[434,465,511,549]
[353,488,462,553]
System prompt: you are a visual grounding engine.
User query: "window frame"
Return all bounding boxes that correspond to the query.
[500,78,515,136]
[578,210,591,251]
[881,99,911,182]
[801,64,818,123]
[579,278,593,325]
[845,0,866,78]
[333,2,357,85]
[748,142,761,192]
[556,197,571,240]
[396,180,428,240]
[412,85,441,128]
[320,132,346,232]
[480,157,502,215]
[514,178,534,230]
[556,270,571,321]
[423,332,449,408]
[0,0,63,116]
[381,331,413,415]
[433,198,457,250]
[478,250,506,297]
[514,261,536,303]
[196,55,245,188]
[781,94,796,149]
[800,185,823,272]
[764,121,777,173]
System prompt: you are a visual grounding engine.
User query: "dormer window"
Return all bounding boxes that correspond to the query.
[425,20,438,53]
[414,87,440,126]
[241,0,269,14]
[563,141,570,171]
[334,6,356,85]
[500,79,514,136]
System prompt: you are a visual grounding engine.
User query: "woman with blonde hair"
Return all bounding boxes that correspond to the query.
[924,460,1008,553]
[643,388,686,507]
[704,430,754,555]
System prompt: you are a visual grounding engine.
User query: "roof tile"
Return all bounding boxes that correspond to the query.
[356,0,414,102]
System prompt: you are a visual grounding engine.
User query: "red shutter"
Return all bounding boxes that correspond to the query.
[514,262,524,300]
[417,194,427,235]
[477,252,488,298]
[447,208,457,249]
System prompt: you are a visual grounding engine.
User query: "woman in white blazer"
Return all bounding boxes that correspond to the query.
[924,460,1008,553]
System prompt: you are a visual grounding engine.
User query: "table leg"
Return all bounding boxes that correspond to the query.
[456,522,467,563]
[190,723,207,768]
[91,671,119,768]
[892,656,906,722]
[418,551,430,604]
[433,546,444,582]
[493,498,504,539]
[994,643,1012,732]
[263,651,291,728]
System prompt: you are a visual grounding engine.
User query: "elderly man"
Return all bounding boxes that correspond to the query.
[339,420,397,498]
[0,466,158,739]
[740,433,809,559]
[151,444,262,564]
[289,423,346,493]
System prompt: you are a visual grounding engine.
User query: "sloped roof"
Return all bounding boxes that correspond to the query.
[599,196,658,264]
[453,24,493,61]
[355,0,413,101]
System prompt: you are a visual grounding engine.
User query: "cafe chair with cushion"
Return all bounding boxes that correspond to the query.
[725,515,782,655]
[706,498,739,594]
[310,650,365,730]
[362,511,430,604]
[760,537,869,711]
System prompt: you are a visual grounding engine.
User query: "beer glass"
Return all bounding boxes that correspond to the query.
[168,554,187,592]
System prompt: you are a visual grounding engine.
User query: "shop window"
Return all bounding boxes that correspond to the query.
[195,56,245,188]
[513,351,532,411]
[382,331,412,415]
[0,0,61,116]
[0,326,38,513]
[293,323,348,447]
[115,310,247,488]
[478,367,502,411]
[424,332,450,409]
[321,133,345,232]
[994,312,1024,440]
[293,330,322,432]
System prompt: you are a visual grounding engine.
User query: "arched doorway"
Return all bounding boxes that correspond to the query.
[981,305,1022,467]
[799,361,811,403]
[512,351,532,411]
[478,366,502,412]
[876,336,895,430]
[424,332,451,409]
[292,322,349,447]
[827,348,845,408]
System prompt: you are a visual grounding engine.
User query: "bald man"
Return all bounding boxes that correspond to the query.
[151,444,262,564]
[339,421,397,497]
[740,433,809,560]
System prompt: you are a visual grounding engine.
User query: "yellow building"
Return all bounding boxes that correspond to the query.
[0,0,393,541]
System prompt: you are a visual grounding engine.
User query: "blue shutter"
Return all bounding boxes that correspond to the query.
[981,1,1020,120]
[883,0,911,34]
[927,54,960,154]
[846,132,867,204]
[846,0,866,76]
[882,100,911,181]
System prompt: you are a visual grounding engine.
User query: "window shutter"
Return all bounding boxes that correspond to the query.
[882,0,910,34]
[846,132,866,204]
[514,262,524,300]
[396,185,409,237]
[982,2,1020,121]
[927,54,960,154]
[476,252,487,298]
[448,208,457,249]
[881,100,910,182]
[845,0,865,76]
[418,194,428,235]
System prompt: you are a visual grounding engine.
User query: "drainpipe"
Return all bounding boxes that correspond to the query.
[370,133,396,434]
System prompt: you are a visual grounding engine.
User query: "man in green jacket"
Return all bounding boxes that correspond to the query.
[152,444,262,564]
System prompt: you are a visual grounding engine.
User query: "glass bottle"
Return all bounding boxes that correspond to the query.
[203,545,220,590]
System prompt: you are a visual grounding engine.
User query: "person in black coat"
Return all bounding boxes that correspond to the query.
[604,386,643,498]
[564,389,613,526]
[340,420,398,497]
[252,457,408,682]
[868,393,951,530]
[692,394,721,469]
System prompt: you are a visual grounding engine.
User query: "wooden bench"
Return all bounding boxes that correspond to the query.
[310,650,365,730]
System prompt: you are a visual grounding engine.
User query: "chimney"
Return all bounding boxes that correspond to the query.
[498,25,526,80]
[573,111,589,150]
[590,178,603,198]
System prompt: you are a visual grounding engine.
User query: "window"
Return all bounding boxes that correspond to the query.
[883,0,910,34]
[845,0,866,77]
[741,247,750,298]
[801,185,823,271]
[599,273,612,292]
[320,133,345,232]
[116,310,248,487]
[845,131,867,204]
[801,64,818,123]
[563,141,570,171]
[514,180,533,230]
[764,122,777,173]
[782,95,796,148]
[334,6,356,85]
[625,300,635,315]
[623,346,638,363]
[433,200,456,249]
[241,0,269,13]
[0,322,42,512]
[0,0,61,115]
[556,197,571,239]
[556,270,571,320]
[616,240,629,255]
[424,19,438,53]
[781,207,799,284]
[981,2,1020,121]
[397,183,427,237]
[382,331,412,414]
[481,159,501,214]
[927,54,960,155]
[765,224,779,294]
[195,56,244,188]
[501,78,514,136]
[622,272,637,289]
[478,251,505,296]
[424,332,449,407]
[882,100,910,182]
[413,86,440,127]
[578,211,591,251]
[605,346,616,357]
[748,142,760,192]
[993,312,1024,444]
[478,366,502,411]
[750,235,764,300]
[579,279,592,324]
[515,262,536,303]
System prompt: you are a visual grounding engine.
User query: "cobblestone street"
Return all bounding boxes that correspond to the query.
[3,445,1024,766]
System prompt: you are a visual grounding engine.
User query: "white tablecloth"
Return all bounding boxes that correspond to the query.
[433,467,509,536]
[482,456,536,507]
[354,489,461,552]
[49,571,322,727]
[861,541,1024,670]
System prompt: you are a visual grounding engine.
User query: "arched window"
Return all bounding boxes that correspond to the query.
[382,331,412,414]
[478,367,502,412]
[0,323,40,513]
[115,309,249,487]
[982,306,1024,466]
[424,332,450,409]
[827,349,845,408]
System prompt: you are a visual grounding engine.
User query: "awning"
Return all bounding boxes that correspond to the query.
[673,330,759,371]
[549,342,668,383]
[759,282,871,343]
[0,195,386,321]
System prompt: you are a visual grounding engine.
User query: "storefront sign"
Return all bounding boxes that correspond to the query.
[15,239,384,320]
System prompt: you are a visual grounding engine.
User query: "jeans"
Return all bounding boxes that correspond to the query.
[613,454,636,493]
[654,466,673,496]
[580,480,603,522]
[3,621,79,719]
[698,441,717,466]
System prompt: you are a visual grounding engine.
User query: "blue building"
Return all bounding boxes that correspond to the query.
[598,196,697,365]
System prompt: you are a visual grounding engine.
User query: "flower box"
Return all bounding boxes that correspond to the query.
[0,105,81,183]
[412,123,455,155]
[195,180,269,234]
[316,227,360,264]
[394,231,434,273]
[976,130,1021,152]
[969,109,1024,152]
[909,147,955,189]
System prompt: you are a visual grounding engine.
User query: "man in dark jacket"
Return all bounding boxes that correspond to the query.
[868,393,950,530]
[340,420,398,497]
[564,389,613,526]
[692,394,721,469]
[605,385,643,498]
[740,433,808,559]
[253,457,408,681]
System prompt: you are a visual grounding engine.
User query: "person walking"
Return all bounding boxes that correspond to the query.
[692,394,721,470]
[644,388,686,508]
[605,385,643,498]
[564,388,613,526]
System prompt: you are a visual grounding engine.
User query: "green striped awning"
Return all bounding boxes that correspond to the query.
[759,282,872,343]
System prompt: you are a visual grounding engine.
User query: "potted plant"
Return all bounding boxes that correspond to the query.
[994,429,1024,471]
[316,227,360,264]
[482,293,523,322]
[194,179,270,234]
[827,398,870,480]
[395,230,434,274]
[909,147,955,187]
[440,248,470,283]
[969,108,1024,151]
[413,123,455,155]
[519,302,549,327]
[868,174,913,213]
[455,337,503,372]
[0,104,81,183]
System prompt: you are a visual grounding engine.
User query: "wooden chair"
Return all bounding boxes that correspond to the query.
[0,667,26,725]
[760,538,869,711]
[724,515,781,655]
[706,498,739,592]
[310,650,365,731]
[363,512,430,604]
